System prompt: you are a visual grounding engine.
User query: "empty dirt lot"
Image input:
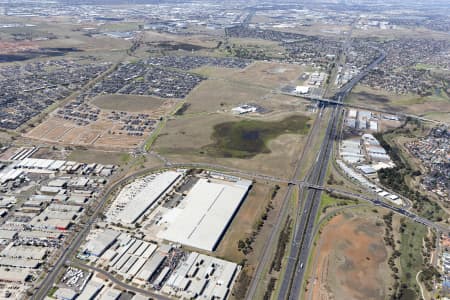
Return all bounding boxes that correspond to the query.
[194,61,305,89]
[307,210,392,300]
[24,116,146,149]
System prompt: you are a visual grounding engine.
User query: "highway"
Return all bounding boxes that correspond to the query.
[277,46,387,300]
[283,92,444,125]
[306,185,448,234]
[245,104,328,300]
[278,95,342,300]
[36,153,314,300]
[281,47,447,126]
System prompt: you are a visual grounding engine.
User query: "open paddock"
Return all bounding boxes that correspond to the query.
[23,89,177,150]
[77,130,102,145]
[92,94,175,113]
[194,61,305,89]
[44,125,75,141]
[143,31,219,49]
[184,79,268,114]
[184,61,310,115]
[95,134,143,149]
[348,85,450,121]
[154,112,312,178]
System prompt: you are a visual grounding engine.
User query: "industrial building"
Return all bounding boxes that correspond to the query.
[98,288,122,300]
[158,178,252,251]
[84,230,120,257]
[231,104,258,115]
[107,171,182,225]
[340,139,365,164]
[162,252,239,299]
[295,85,309,94]
[54,287,78,300]
[0,268,30,283]
[77,278,104,300]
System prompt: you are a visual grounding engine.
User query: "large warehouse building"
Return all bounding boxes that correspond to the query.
[158,178,252,251]
[109,171,182,225]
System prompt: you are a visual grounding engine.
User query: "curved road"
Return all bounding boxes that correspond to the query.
[34,160,305,300]
[33,166,170,300]
[72,261,173,300]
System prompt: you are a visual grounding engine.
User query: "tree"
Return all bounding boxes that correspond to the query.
[237,240,245,250]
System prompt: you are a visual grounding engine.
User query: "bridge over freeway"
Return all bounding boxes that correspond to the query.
[282,92,444,124]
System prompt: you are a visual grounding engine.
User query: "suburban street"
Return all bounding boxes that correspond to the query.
[32,166,173,300]
[1,2,449,300]
[72,261,173,300]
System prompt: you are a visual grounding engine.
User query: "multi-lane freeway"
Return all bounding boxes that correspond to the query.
[245,104,328,300]
[277,47,387,300]
[278,92,343,300]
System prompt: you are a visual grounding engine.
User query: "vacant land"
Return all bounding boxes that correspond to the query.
[25,92,175,150]
[308,211,392,300]
[317,193,360,219]
[68,149,130,165]
[348,85,450,121]
[397,217,427,299]
[185,61,307,114]
[92,94,173,112]
[142,30,219,49]
[184,78,268,113]
[194,61,304,89]
[352,26,450,41]
[215,182,284,263]
[154,113,311,177]
[205,115,310,158]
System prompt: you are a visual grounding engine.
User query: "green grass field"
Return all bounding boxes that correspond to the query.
[398,218,427,299]
[203,115,310,158]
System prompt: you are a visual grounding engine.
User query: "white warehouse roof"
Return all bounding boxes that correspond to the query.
[158,178,251,251]
[295,86,309,94]
[113,171,181,225]
[85,229,120,257]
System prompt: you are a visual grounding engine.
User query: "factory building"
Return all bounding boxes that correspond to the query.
[158,178,252,251]
[84,230,120,257]
[295,86,309,94]
[0,268,30,283]
[77,278,104,300]
[109,171,181,226]
[163,253,239,299]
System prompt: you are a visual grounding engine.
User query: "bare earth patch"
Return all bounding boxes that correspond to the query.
[309,212,391,300]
